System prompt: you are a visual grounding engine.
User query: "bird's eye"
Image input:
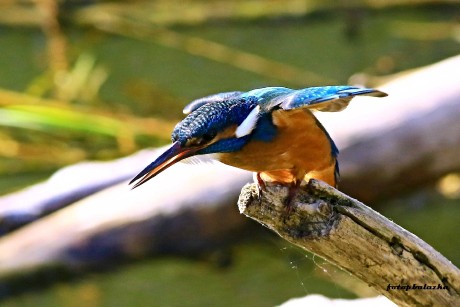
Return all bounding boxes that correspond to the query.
[201,133,216,142]
[186,132,216,147]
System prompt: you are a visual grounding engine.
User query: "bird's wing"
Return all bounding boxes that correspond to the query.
[241,87,293,101]
[184,86,387,115]
[182,91,243,114]
[276,86,387,112]
[237,87,293,110]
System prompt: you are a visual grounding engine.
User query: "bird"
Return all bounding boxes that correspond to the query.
[130,85,387,205]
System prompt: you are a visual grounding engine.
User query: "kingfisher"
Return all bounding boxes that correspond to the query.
[130,86,387,202]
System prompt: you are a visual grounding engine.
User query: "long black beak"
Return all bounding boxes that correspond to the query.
[129,141,199,189]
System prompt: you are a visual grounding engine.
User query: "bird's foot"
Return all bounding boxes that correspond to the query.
[253,173,301,218]
[253,172,267,200]
[282,180,302,218]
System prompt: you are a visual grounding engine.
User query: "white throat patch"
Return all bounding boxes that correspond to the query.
[235,105,260,138]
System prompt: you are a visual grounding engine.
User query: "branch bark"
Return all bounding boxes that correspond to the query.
[238,180,460,306]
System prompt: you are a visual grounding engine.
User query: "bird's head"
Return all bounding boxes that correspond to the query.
[130,96,261,188]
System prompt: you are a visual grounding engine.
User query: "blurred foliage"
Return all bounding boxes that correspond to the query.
[0,237,367,306]
[0,0,459,305]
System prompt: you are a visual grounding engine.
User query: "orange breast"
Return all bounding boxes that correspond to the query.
[217,109,337,187]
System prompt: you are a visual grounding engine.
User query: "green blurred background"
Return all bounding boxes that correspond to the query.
[0,0,459,306]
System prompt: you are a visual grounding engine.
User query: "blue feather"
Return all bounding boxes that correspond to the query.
[197,136,250,154]
[241,87,292,102]
[172,97,258,146]
[279,86,386,111]
[183,86,386,117]
[183,91,243,114]
[176,85,385,149]
[251,113,277,142]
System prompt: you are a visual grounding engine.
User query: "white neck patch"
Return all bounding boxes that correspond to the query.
[235,105,260,138]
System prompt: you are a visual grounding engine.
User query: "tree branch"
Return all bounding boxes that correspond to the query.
[238,180,460,306]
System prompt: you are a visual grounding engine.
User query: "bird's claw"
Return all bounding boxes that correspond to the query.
[253,172,267,200]
[282,180,302,217]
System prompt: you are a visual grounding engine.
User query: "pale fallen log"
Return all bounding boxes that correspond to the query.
[339,101,460,202]
[0,162,251,298]
[0,150,157,235]
[238,180,460,307]
[316,55,460,202]
[0,60,457,302]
